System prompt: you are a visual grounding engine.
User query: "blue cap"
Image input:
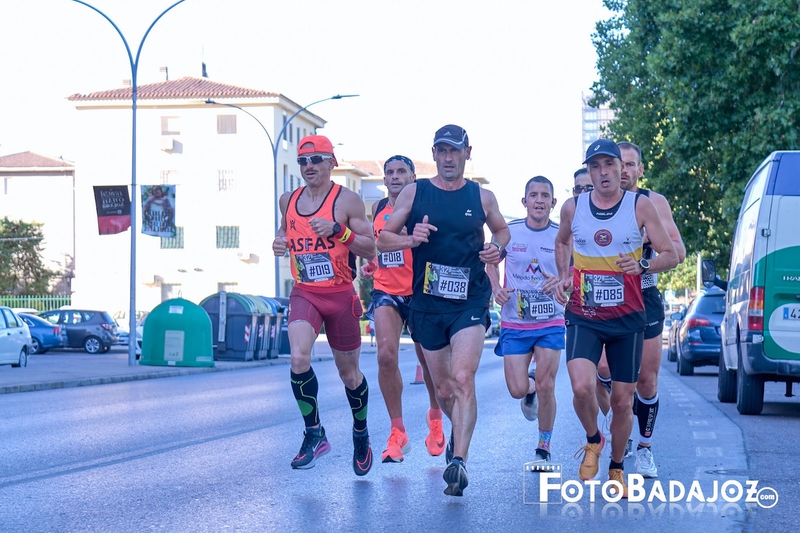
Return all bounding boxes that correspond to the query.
[583,139,621,164]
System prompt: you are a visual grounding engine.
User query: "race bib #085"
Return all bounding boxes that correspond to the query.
[378,250,405,268]
[582,273,625,307]
[517,290,556,320]
[295,253,335,283]
[423,262,470,300]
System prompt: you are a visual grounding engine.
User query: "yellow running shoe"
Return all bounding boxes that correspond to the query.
[608,468,628,498]
[574,433,605,480]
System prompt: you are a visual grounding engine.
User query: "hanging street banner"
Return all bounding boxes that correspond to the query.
[93,185,131,235]
[141,185,176,238]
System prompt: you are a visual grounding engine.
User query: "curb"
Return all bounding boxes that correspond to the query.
[0,354,335,395]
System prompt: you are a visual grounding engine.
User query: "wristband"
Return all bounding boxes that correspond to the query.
[490,240,503,252]
[339,227,356,246]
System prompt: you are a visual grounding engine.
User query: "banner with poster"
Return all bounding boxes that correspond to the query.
[141,185,176,237]
[93,185,131,235]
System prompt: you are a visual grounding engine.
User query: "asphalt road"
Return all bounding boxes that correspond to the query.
[0,339,794,532]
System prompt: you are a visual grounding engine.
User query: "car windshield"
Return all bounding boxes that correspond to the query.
[696,295,726,314]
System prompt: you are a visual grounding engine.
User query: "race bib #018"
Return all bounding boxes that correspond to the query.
[423,262,470,300]
[295,253,335,283]
[378,250,405,268]
[582,273,625,307]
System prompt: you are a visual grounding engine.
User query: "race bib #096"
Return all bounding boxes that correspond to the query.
[582,273,625,307]
[378,250,405,268]
[423,262,470,300]
[295,253,335,283]
[517,290,556,320]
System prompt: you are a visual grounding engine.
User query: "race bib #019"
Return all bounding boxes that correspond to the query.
[295,253,335,283]
[423,262,470,300]
[582,273,625,307]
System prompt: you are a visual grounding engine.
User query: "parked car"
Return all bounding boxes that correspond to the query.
[19,313,66,354]
[485,310,501,338]
[0,306,32,367]
[667,310,684,362]
[675,288,726,376]
[116,317,143,358]
[662,317,673,343]
[39,309,118,354]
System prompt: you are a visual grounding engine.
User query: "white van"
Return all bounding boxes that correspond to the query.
[703,151,800,414]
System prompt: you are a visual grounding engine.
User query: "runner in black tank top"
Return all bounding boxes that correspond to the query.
[375,124,510,497]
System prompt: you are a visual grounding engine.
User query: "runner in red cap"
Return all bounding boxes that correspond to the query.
[273,134,376,476]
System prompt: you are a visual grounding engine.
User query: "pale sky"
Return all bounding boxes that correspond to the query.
[0,0,611,220]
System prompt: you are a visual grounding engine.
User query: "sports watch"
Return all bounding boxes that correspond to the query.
[331,222,341,238]
[639,258,650,274]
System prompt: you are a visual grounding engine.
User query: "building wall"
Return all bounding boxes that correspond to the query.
[69,101,323,314]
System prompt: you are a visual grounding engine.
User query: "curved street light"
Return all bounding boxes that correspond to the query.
[206,94,359,296]
[72,0,187,366]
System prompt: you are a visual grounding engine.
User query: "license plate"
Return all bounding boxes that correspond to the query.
[783,305,800,320]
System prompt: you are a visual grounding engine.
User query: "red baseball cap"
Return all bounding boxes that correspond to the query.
[297,135,338,167]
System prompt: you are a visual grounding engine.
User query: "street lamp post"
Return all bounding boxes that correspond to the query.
[73,0,187,366]
[206,94,358,296]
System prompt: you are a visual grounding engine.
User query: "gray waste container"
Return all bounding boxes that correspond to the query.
[199,292,269,361]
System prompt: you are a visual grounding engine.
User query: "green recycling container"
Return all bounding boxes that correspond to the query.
[139,298,214,367]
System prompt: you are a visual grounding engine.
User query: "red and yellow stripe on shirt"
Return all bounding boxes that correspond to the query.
[286,184,355,291]
[566,191,646,331]
[372,201,413,296]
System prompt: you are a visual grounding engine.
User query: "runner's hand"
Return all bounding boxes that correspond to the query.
[494,287,514,306]
[309,217,336,237]
[272,236,288,257]
[411,215,437,247]
[479,242,502,265]
[360,259,377,279]
[615,253,641,274]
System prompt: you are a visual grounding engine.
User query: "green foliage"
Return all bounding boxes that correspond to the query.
[0,217,57,294]
[592,0,800,267]
[658,253,697,293]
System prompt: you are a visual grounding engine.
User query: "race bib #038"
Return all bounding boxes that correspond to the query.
[423,262,470,300]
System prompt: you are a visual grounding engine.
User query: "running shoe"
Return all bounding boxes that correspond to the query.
[425,410,446,456]
[574,433,605,481]
[534,448,551,462]
[624,439,634,459]
[520,368,538,421]
[443,457,469,497]
[381,427,410,463]
[635,446,658,478]
[353,430,373,476]
[445,429,454,463]
[608,468,628,498]
[291,427,331,469]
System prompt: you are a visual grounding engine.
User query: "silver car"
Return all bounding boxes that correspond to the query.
[0,306,32,367]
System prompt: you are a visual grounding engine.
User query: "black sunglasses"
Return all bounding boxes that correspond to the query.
[297,155,333,166]
[573,185,594,194]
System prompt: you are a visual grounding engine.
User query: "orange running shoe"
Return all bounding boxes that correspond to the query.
[574,433,605,481]
[608,468,628,498]
[381,427,410,463]
[425,409,446,456]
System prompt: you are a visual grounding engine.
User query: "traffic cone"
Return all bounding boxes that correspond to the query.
[411,363,425,385]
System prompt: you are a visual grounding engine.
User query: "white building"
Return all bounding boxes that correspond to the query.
[66,76,333,313]
[581,92,616,159]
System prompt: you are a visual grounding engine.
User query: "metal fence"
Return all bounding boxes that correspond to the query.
[0,295,71,312]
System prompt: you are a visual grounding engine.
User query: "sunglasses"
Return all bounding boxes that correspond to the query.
[573,185,594,194]
[297,155,333,166]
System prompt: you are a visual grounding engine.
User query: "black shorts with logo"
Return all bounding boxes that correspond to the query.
[643,286,665,340]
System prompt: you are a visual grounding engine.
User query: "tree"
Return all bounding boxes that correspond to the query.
[0,217,57,294]
[592,0,800,267]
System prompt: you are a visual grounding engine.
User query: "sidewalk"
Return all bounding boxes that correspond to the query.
[0,335,376,395]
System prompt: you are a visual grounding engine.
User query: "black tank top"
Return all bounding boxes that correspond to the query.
[407,179,491,311]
